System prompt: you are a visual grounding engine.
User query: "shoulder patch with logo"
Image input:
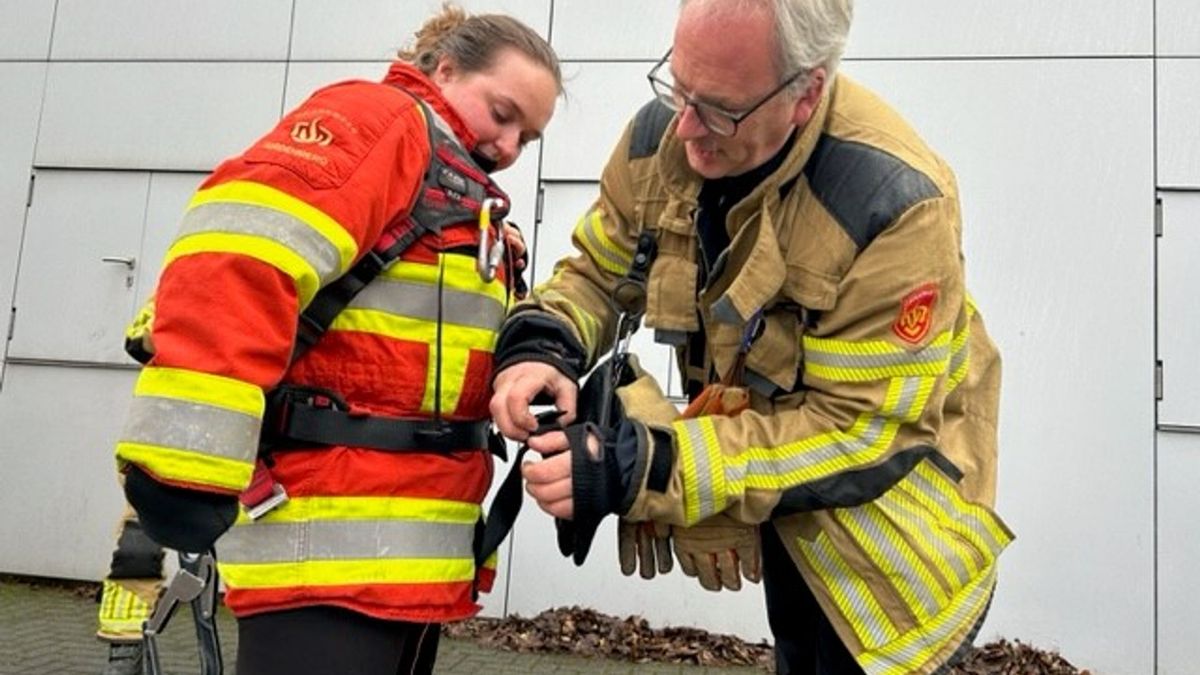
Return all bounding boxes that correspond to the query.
[243,82,412,190]
[892,283,938,344]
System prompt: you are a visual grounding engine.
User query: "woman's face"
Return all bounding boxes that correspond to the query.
[432,47,559,172]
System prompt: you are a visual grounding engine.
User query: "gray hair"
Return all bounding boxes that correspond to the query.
[680,0,853,89]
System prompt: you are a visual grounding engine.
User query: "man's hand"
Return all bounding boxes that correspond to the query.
[491,361,578,441]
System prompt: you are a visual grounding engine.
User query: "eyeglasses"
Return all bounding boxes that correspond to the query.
[646,48,806,137]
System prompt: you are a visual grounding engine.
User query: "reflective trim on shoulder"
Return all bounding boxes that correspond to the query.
[803,135,942,251]
[629,99,675,160]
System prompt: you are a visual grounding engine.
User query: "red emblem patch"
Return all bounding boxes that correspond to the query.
[892,283,938,344]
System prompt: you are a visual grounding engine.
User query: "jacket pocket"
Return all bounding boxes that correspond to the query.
[744,308,802,396]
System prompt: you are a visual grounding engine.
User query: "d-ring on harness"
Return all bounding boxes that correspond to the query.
[477,197,507,282]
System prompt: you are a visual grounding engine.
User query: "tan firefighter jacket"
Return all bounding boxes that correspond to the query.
[520,74,1013,675]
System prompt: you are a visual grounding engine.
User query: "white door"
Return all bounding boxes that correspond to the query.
[8,170,150,365]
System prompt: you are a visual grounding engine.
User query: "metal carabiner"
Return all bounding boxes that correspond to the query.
[477,197,507,281]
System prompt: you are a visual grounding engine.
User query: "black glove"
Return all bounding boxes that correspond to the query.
[556,419,648,565]
[123,465,239,553]
[553,355,646,565]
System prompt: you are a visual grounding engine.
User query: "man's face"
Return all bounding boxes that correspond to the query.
[670,4,816,179]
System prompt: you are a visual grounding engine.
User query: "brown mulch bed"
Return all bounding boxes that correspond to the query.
[444,606,1091,674]
[5,576,1088,673]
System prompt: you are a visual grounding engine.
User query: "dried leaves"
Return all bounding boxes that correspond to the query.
[445,606,1089,674]
[443,605,773,669]
[950,639,1088,675]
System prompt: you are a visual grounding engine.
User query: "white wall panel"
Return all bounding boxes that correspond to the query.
[284,62,391,112]
[290,0,551,61]
[0,0,54,59]
[0,64,46,378]
[842,59,1155,674]
[50,0,292,61]
[540,63,653,181]
[849,0,1151,58]
[134,172,206,309]
[505,511,771,639]
[1159,192,1200,428]
[551,2,677,60]
[1157,431,1200,675]
[1157,59,1200,189]
[9,171,148,364]
[1157,0,1200,56]
[0,364,136,579]
[37,62,286,171]
[537,182,679,396]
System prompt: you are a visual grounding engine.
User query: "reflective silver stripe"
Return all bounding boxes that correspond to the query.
[121,396,260,463]
[908,468,1005,557]
[838,507,942,619]
[180,202,343,285]
[803,532,895,649]
[733,415,890,486]
[863,567,996,674]
[805,343,950,371]
[678,418,720,521]
[889,377,923,419]
[876,490,973,587]
[349,278,505,331]
[218,519,475,563]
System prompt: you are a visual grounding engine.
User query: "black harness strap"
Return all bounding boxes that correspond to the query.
[272,401,493,454]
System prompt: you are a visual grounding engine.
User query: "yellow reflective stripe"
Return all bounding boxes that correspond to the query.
[804,332,952,383]
[330,308,493,415]
[330,309,495,350]
[97,580,155,637]
[164,232,321,308]
[674,416,726,524]
[861,566,996,675]
[383,254,507,306]
[220,558,476,588]
[116,441,253,491]
[798,531,899,650]
[909,462,1013,557]
[881,376,936,424]
[875,488,977,586]
[190,180,358,275]
[574,208,632,275]
[134,366,264,418]
[731,414,901,490]
[537,287,601,353]
[236,495,481,526]
[836,506,949,621]
[947,321,971,392]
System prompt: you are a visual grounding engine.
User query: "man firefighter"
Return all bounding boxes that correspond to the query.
[491,1,1012,673]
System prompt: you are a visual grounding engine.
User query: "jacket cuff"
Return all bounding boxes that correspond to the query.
[493,309,588,382]
[614,420,674,515]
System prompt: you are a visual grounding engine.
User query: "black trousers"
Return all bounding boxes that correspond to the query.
[762,523,865,675]
[236,606,440,675]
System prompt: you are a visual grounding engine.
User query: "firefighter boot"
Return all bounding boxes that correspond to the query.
[101,641,144,675]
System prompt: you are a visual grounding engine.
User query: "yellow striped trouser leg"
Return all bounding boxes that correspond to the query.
[96,579,160,641]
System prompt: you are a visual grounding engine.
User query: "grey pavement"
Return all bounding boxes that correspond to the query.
[0,578,765,674]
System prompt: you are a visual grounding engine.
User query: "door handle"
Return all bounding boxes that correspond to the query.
[100,255,137,270]
[101,256,137,287]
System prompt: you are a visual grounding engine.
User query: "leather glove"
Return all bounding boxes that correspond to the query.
[123,465,239,553]
[617,519,673,579]
[672,513,761,591]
